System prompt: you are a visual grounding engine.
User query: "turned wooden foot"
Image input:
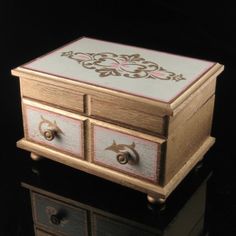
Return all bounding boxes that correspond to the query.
[147,195,166,204]
[30,152,42,161]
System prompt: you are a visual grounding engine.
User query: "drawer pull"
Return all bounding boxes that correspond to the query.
[116,151,139,165]
[116,152,131,165]
[46,206,69,227]
[105,140,140,165]
[43,129,56,141]
[50,214,61,225]
[39,115,64,141]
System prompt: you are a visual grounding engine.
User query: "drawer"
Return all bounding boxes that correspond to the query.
[91,97,166,135]
[23,100,85,158]
[91,121,165,183]
[21,78,84,113]
[32,193,88,236]
[92,214,157,236]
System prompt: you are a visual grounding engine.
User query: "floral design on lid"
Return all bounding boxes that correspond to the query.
[61,51,186,82]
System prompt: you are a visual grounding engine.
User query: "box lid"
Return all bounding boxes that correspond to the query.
[12,37,224,114]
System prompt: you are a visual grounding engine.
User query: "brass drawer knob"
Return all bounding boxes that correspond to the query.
[46,207,68,226]
[116,152,132,165]
[39,116,64,141]
[50,212,67,225]
[50,214,61,225]
[43,129,56,141]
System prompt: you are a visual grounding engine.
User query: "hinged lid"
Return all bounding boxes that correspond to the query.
[12,37,224,115]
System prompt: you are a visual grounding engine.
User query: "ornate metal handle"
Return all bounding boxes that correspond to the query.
[116,151,139,165]
[46,207,67,226]
[50,214,62,225]
[43,129,56,141]
[39,116,64,141]
[116,152,130,164]
[106,140,140,165]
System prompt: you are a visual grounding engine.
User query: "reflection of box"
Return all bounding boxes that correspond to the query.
[21,164,211,236]
[12,37,223,202]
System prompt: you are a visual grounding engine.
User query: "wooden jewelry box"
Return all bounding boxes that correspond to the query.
[12,37,224,203]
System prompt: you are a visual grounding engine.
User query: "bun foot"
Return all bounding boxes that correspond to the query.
[30,152,42,161]
[147,195,166,204]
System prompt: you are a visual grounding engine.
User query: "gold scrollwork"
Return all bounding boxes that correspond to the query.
[38,115,64,138]
[61,51,186,81]
[105,140,140,164]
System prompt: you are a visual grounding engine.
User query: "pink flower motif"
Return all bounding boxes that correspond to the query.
[150,70,167,78]
[111,61,129,69]
[79,55,91,60]
[111,62,129,69]
[111,62,120,68]
[120,62,129,68]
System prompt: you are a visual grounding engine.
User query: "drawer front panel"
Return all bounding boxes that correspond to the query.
[21,78,84,113]
[93,214,157,236]
[24,104,84,157]
[33,193,88,236]
[91,98,166,135]
[92,123,163,182]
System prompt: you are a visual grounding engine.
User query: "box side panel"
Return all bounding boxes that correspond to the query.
[164,95,215,185]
